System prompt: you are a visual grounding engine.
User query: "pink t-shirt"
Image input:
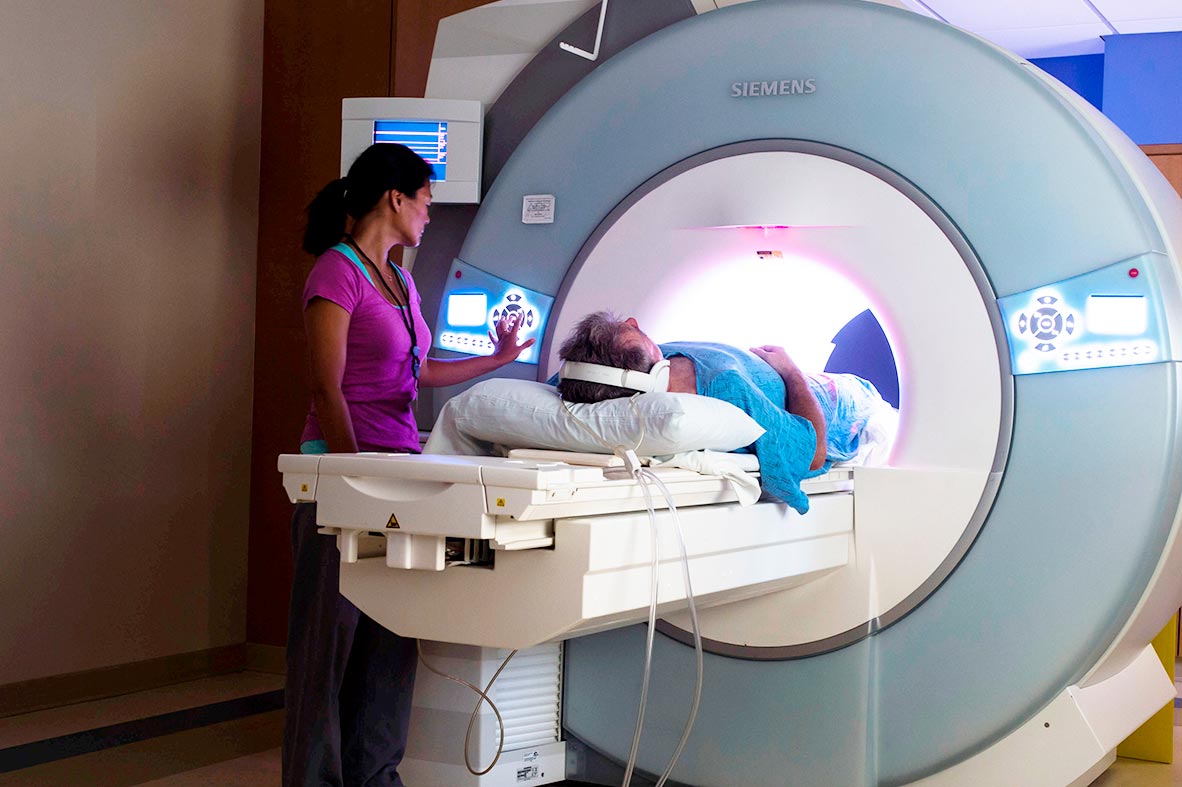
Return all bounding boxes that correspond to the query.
[300,247,432,453]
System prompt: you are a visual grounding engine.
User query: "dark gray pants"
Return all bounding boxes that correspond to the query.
[282,503,417,786]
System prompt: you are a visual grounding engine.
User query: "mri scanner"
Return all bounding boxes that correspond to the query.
[279,0,1182,784]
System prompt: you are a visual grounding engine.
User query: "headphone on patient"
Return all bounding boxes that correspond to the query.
[558,359,671,394]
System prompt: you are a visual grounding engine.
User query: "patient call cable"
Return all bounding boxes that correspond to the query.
[558,394,704,787]
[415,642,518,776]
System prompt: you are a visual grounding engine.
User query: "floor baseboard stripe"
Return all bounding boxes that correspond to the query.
[0,689,284,773]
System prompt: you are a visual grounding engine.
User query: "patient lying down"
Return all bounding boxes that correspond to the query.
[556,311,897,513]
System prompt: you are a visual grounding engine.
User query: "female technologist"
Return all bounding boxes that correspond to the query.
[284,142,533,786]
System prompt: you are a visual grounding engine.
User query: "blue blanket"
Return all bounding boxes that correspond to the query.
[661,342,884,514]
[806,370,888,463]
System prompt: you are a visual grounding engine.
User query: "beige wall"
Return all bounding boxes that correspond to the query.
[0,0,262,684]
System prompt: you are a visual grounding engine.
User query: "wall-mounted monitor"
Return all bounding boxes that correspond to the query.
[341,97,482,204]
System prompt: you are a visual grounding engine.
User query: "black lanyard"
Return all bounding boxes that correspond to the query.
[345,236,421,381]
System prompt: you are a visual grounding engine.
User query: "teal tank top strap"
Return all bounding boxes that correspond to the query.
[330,242,374,286]
[390,263,409,291]
[300,439,329,455]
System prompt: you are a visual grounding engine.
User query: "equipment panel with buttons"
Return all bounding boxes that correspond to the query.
[998,254,1171,375]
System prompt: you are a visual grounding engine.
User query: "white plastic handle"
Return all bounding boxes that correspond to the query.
[559,0,610,62]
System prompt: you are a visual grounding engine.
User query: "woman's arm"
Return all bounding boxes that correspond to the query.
[750,345,827,471]
[305,298,358,453]
[418,314,536,389]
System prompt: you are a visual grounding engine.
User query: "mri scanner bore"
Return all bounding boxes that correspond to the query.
[280,1,1182,785]
[532,144,1004,660]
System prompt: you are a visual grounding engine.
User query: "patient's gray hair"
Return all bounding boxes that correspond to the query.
[557,311,654,403]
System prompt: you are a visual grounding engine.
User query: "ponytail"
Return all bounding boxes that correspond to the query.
[302,178,349,255]
[302,144,435,257]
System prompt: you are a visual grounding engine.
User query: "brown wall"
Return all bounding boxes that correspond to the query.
[1143,144,1182,197]
[248,0,490,645]
[0,0,263,685]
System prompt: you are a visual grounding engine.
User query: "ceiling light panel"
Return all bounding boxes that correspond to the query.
[1089,0,1182,23]
[979,23,1110,58]
[1111,16,1182,34]
[923,0,1102,31]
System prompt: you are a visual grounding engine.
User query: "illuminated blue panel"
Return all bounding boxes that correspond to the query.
[434,258,553,365]
[999,255,1169,375]
[373,120,448,182]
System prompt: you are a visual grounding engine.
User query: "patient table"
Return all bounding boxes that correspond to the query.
[279,452,854,649]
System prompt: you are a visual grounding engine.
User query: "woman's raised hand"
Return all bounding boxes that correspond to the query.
[489,313,536,362]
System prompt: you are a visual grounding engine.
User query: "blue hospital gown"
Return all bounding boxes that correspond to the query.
[661,342,885,514]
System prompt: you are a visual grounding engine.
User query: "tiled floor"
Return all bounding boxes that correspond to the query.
[136,747,280,786]
[1091,726,1182,787]
[0,667,1177,786]
[130,735,1181,787]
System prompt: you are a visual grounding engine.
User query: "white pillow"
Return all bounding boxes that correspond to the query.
[424,378,765,457]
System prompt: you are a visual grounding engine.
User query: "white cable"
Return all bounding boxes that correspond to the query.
[642,470,704,787]
[416,641,518,776]
[620,467,662,787]
[558,392,703,786]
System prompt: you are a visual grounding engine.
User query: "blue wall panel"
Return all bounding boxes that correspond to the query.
[1030,53,1104,110]
[1103,32,1182,145]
